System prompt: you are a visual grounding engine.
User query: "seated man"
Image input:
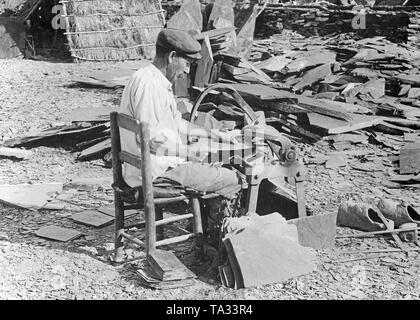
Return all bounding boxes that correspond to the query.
[119,29,243,249]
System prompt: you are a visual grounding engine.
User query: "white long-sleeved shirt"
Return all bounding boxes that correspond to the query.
[119,62,185,187]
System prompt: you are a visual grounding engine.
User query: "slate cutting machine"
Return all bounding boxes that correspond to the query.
[190,84,307,218]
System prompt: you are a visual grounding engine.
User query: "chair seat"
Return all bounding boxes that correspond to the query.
[112,181,220,205]
[112,181,185,203]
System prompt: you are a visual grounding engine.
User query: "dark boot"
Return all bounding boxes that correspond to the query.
[376,198,420,227]
[337,201,394,232]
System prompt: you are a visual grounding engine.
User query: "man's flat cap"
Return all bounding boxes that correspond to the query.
[156,28,202,59]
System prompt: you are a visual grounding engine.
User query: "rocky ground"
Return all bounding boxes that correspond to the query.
[1,59,420,300]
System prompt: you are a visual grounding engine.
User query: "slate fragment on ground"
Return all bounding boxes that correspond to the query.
[71,210,114,228]
[325,153,347,169]
[0,147,32,160]
[35,225,82,242]
[0,183,63,210]
[399,143,420,174]
[136,268,196,290]
[147,249,197,281]
[288,211,337,250]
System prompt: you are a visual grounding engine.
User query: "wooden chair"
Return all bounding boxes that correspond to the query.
[110,112,210,262]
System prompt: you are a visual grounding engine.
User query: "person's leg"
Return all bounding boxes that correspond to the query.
[157,163,244,253]
[158,162,242,198]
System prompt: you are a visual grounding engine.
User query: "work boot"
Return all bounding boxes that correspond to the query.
[376,198,420,228]
[337,201,394,232]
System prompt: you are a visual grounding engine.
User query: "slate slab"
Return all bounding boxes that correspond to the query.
[71,210,114,228]
[35,225,82,242]
[0,183,63,210]
[223,213,317,288]
[288,212,337,250]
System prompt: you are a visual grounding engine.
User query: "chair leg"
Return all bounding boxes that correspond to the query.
[191,197,203,234]
[114,194,125,263]
[191,197,204,253]
[199,199,209,237]
[145,199,157,256]
[156,206,164,241]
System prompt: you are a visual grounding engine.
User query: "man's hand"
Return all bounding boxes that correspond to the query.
[149,134,168,156]
[187,143,219,163]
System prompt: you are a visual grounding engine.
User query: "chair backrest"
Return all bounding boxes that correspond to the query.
[110,112,155,209]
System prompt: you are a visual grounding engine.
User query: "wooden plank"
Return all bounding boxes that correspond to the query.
[400,143,420,174]
[194,35,214,87]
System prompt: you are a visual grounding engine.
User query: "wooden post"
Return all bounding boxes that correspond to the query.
[110,112,125,263]
[59,1,74,61]
[140,122,156,256]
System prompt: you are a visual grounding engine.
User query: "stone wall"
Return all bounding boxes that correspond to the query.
[255,7,411,43]
[162,2,420,45]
